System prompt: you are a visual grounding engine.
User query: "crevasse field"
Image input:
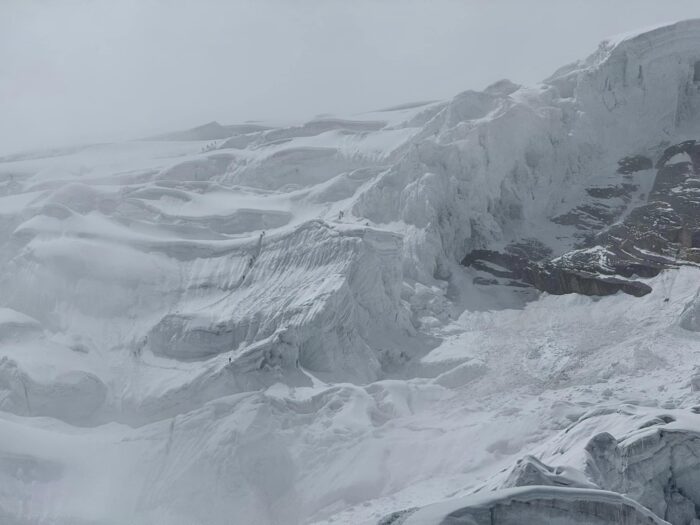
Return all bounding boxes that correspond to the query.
[3,18,700,525]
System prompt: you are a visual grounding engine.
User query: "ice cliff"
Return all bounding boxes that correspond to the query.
[2,18,700,525]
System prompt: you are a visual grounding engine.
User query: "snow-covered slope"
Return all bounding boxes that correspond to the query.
[2,19,700,525]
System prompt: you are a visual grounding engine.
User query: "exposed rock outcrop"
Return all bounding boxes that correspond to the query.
[463,139,700,297]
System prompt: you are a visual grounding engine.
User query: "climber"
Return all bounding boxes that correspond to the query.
[338,210,344,220]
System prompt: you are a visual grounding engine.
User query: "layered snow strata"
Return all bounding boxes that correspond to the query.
[148,220,413,383]
[392,486,667,525]
[585,428,700,525]
[497,407,700,525]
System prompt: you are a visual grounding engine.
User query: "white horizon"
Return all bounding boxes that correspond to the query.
[4,0,700,155]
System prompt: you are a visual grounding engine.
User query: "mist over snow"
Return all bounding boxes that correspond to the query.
[4,0,700,155]
[4,3,700,525]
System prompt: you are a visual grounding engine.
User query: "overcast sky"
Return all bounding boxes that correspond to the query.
[3,0,700,155]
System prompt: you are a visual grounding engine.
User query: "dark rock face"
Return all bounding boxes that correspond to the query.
[463,249,653,297]
[552,169,642,237]
[463,141,700,297]
[376,508,418,525]
[504,238,552,261]
[618,155,653,174]
[586,184,639,199]
[527,265,653,297]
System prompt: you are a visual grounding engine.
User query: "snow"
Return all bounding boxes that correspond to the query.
[666,152,693,165]
[403,486,668,525]
[2,18,700,525]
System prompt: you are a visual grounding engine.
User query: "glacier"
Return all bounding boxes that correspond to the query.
[2,18,700,525]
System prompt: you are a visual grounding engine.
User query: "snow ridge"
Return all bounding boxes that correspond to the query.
[2,18,700,525]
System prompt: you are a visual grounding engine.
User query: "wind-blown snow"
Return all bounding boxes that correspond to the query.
[2,18,700,525]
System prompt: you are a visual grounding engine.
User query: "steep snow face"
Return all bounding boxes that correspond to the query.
[373,19,700,278]
[2,18,700,525]
[681,289,700,331]
[551,19,700,147]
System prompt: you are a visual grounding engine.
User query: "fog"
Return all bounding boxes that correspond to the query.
[3,0,700,155]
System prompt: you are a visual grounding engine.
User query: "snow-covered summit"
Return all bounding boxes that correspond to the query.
[2,19,700,525]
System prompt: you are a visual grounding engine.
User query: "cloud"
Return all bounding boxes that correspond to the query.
[3,0,700,155]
